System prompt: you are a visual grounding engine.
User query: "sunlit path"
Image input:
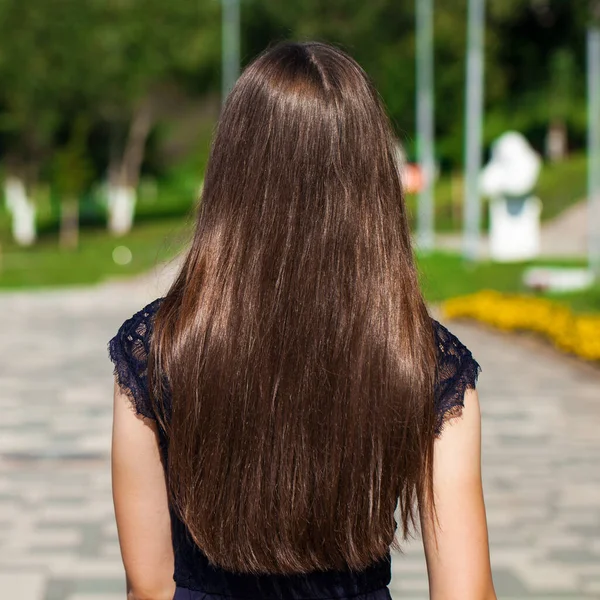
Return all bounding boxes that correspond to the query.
[0,273,598,599]
[392,321,600,599]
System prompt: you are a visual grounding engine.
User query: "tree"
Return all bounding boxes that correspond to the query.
[86,0,220,235]
[53,116,94,249]
[0,0,221,243]
[0,0,62,245]
[546,48,577,160]
[248,0,506,165]
[0,0,103,245]
[486,0,589,151]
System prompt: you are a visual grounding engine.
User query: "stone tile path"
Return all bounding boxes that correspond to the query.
[0,269,598,599]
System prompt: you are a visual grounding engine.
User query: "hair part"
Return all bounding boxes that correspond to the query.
[150,41,437,575]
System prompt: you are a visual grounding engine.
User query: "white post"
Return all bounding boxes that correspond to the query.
[462,0,486,261]
[416,0,435,252]
[222,0,240,105]
[587,25,600,276]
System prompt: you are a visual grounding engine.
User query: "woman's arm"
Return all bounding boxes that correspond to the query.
[112,381,176,600]
[421,388,496,600]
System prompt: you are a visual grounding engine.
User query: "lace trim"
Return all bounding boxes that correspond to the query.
[432,319,481,436]
[108,298,164,420]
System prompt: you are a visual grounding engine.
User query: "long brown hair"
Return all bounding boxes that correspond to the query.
[150,41,437,575]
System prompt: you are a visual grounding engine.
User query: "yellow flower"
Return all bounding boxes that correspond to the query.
[441,291,600,362]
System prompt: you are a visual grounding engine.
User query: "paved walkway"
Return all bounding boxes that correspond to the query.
[0,267,599,599]
[435,199,590,258]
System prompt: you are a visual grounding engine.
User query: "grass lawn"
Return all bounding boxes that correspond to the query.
[0,171,197,288]
[1,212,598,316]
[0,217,190,289]
[417,251,599,314]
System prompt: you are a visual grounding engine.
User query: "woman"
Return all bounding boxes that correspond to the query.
[109,42,496,600]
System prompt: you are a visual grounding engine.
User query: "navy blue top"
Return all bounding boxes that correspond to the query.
[109,298,480,599]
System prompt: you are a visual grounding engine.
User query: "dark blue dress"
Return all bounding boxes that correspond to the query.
[109,298,480,600]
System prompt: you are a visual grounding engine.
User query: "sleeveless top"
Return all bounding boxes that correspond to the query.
[108,298,480,599]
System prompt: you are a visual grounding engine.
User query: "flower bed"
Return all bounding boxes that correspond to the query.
[441,290,600,362]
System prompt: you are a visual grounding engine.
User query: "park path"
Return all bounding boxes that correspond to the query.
[0,263,599,600]
[435,199,589,258]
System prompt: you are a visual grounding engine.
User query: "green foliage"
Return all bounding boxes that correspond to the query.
[0,0,597,212]
[53,117,94,199]
[243,0,594,166]
[86,0,221,118]
[548,48,578,122]
[0,0,221,188]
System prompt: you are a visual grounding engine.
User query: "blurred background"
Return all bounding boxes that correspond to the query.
[0,1,599,599]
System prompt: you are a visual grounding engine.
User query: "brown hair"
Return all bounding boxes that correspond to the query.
[150,41,437,575]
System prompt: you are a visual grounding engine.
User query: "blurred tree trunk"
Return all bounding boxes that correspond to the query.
[545,47,577,163]
[545,119,568,162]
[59,198,79,250]
[107,101,154,236]
[54,117,92,251]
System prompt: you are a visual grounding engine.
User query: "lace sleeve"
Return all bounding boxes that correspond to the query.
[432,320,481,435]
[108,298,163,420]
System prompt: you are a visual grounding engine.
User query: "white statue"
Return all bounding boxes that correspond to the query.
[480,132,542,262]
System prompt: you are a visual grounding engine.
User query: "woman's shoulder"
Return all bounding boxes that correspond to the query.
[430,319,482,434]
[108,298,164,419]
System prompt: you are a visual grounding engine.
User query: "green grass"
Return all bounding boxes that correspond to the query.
[406,153,588,232]
[536,153,588,221]
[544,286,600,314]
[417,251,529,301]
[0,217,190,289]
[2,217,598,317]
[0,164,199,289]
[417,251,600,314]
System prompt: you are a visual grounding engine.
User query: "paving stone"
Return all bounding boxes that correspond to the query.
[44,579,76,600]
[489,568,529,596]
[582,578,600,594]
[0,571,46,600]
[78,524,111,558]
[1,276,599,599]
[548,548,600,564]
[67,578,125,594]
